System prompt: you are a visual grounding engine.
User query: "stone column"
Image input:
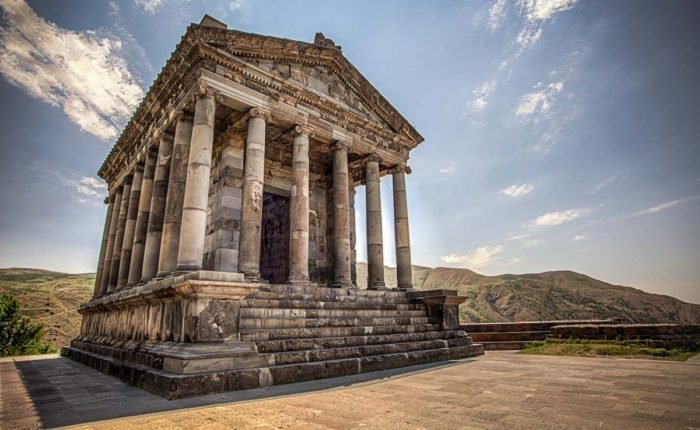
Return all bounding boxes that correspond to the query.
[141,134,173,282]
[100,190,122,296]
[175,89,217,272]
[349,185,357,286]
[127,148,157,286]
[238,107,269,281]
[331,141,352,287]
[288,125,311,284]
[392,165,413,289]
[117,165,143,289]
[365,155,385,289]
[108,176,132,293]
[157,113,193,276]
[92,194,114,299]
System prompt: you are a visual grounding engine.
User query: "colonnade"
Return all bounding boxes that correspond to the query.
[92,95,413,297]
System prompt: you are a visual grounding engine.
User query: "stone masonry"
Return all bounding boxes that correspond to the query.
[63,15,483,399]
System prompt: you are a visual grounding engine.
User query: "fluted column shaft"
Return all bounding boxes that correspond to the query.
[332,142,352,287]
[117,165,143,289]
[142,134,173,282]
[392,167,413,289]
[365,157,385,289]
[239,108,269,281]
[157,115,193,276]
[93,195,114,298]
[108,178,131,293]
[288,126,310,284]
[128,149,157,286]
[349,185,357,286]
[176,92,216,271]
[100,190,122,296]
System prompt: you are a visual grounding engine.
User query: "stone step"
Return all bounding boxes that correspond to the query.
[240,323,442,341]
[246,291,415,304]
[469,331,549,343]
[241,299,425,311]
[266,344,485,386]
[267,336,474,366]
[240,307,426,319]
[239,316,430,330]
[255,330,469,353]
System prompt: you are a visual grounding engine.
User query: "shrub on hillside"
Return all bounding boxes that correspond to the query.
[0,293,56,357]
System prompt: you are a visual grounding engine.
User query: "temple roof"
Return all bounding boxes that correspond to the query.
[99,15,423,182]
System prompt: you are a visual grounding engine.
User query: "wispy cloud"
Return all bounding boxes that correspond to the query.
[0,0,143,140]
[228,0,247,12]
[439,165,455,175]
[488,0,508,30]
[529,208,590,228]
[515,0,578,52]
[573,234,587,241]
[503,257,523,267]
[134,0,166,14]
[508,233,532,241]
[516,81,564,117]
[634,199,684,216]
[501,183,534,197]
[467,80,497,113]
[590,174,618,194]
[441,245,504,270]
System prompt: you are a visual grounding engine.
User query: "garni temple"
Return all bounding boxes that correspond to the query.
[62,15,483,399]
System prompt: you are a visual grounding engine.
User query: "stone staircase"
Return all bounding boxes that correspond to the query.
[235,285,483,386]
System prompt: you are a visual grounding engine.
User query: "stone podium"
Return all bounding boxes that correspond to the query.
[63,15,483,399]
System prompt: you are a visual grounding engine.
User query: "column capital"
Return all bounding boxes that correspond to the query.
[333,140,350,151]
[196,79,223,103]
[389,164,411,175]
[249,107,271,121]
[174,110,194,123]
[294,124,313,137]
[363,153,382,166]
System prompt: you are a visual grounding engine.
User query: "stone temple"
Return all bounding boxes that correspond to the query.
[62,15,483,399]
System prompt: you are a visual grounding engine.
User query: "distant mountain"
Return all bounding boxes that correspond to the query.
[356,263,700,324]
[0,268,94,349]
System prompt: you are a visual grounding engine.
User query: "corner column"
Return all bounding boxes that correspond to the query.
[392,165,413,289]
[117,164,143,289]
[365,155,385,289]
[92,194,114,298]
[100,189,122,296]
[141,133,173,282]
[288,126,311,284]
[128,148,157,286]
[238,107,269,281]
[108,176,132,293]
[331,141,352,287]
[176,88,217,272]
[157,113,193,276]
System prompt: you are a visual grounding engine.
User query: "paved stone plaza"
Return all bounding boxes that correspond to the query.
[2,351,698,429]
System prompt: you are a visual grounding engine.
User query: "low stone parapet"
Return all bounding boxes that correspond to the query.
[549,324,700,349]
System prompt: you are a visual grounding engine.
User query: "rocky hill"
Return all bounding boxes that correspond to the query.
[356,263,700,324]
[0,268,94,349]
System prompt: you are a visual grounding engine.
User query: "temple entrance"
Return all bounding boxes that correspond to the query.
[260,191,290,284]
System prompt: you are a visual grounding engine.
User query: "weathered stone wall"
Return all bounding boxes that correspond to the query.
[310,183,330,285]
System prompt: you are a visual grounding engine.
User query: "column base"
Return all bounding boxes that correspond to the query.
[287,275,310,285]
[174,264,200,274]
[330,279,353,288]
[243,271,261,282]
[397,284,414,290]
[368,281,387,290]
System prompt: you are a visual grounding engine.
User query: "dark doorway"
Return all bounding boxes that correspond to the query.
[260,192,290,284]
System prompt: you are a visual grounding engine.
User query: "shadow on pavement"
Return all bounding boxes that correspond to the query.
[10,355,478,428]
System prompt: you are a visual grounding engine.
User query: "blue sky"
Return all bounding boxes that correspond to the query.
[0,0,698,303]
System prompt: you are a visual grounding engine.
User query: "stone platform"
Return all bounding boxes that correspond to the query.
[62,271,483,399]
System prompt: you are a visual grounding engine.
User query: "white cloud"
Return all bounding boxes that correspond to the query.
[591,174,618,194]
[503,257,523,267]
[439,165,455,175]
[529,208,590,228]
[501,183,534,197]
[229,0,247,12]
[0,0,143,140]
[515,0,578,51]
[488,0,508,30]
[573,234,587,241]
[60,175,107,205]
[634,199,684,216]
[522,238,544,247]
[441,245,504,270]
[134,0,166,14]
[468,80,497,113]
[516,81,564,117]
[508,233,532,241]
[518,0,578,21]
